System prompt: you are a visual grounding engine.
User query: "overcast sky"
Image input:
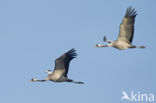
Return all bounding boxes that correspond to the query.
[0,0,156,103]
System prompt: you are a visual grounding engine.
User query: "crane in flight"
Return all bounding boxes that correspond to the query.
[30,48,84,84]
[95,7,145,50]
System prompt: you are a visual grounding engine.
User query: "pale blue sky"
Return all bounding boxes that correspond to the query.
[0,0,156,103]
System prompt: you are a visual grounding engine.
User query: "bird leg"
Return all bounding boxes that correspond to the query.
[67,79,84,84]
[72,81,84,84]
[137,46,146,48]
[30,78,47,82]
[103,36,112,43]
[129,45,146,49]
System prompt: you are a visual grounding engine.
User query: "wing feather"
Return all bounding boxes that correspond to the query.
[54,48,77,77]
[118,6,137,43]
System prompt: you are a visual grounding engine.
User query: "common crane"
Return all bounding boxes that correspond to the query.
[30,48,84,84]
[95,7,145,50]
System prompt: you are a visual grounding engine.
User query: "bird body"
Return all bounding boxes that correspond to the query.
[95,6,145,50]
[96,40,132,50]
[110,40,132,50]
[30,48,84,84]
[47,69,67,82]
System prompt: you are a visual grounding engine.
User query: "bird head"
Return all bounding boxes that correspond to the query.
[30,78,38,82]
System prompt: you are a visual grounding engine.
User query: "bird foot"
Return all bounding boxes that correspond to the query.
[140,46,146,48]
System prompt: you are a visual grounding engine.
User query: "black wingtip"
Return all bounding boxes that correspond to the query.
[103,36,107,42]
[66,48,77,59]
[125,6,137,17]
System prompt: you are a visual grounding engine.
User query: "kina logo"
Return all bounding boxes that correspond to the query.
[121,91,155,102]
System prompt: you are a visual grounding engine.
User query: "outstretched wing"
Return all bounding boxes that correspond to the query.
[54,48,77,77]
[118,6,137,43]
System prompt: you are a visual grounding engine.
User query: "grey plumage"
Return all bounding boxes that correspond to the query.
[118,6,137,43]
[30,48,84,84]
[95,6,145,50]
[54,48,77,77]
